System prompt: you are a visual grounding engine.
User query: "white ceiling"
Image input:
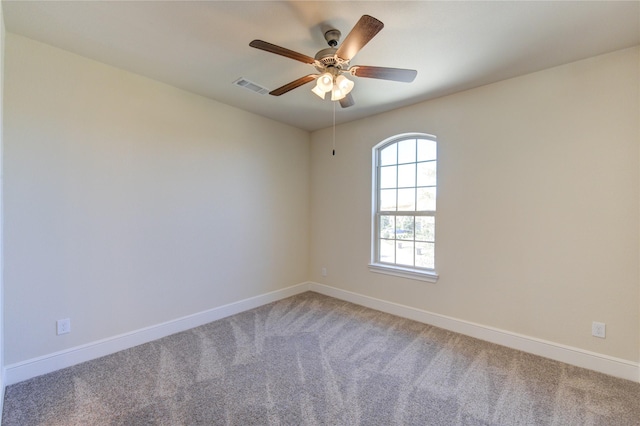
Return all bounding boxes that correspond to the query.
[3,1,639,131]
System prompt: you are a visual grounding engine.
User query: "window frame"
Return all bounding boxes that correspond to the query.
[369,133,439,283]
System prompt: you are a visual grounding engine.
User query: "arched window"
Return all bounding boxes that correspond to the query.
[370,133,438,282]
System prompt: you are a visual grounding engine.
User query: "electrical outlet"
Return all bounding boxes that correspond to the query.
[321,267,327,277]
[592,321,606,338]
[57,318,71,335]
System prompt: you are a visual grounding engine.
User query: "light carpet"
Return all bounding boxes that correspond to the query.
[3,292,639,425]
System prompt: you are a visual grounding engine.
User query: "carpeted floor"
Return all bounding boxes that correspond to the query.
[3,291,639,425]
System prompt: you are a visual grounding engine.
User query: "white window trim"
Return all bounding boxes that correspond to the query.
[368,262,439,282]
[371,132,439,283]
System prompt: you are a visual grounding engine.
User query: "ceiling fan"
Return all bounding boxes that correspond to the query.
[249,15,417,108]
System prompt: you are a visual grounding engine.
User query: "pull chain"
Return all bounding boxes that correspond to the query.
[332,101,336,156]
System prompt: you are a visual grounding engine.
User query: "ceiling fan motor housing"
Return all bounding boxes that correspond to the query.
[314,47,350,74]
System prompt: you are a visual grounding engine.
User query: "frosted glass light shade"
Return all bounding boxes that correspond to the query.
[331,75,354,101]
[331,75,354,100]
[331,87,345,101]
[317,72,334,92]
[312,84,326,99]
[335,75,354,94]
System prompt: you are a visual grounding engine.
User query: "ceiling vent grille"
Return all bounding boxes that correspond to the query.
[233,77,269,95]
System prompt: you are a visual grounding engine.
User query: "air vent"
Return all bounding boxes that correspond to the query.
[233,77,269,95]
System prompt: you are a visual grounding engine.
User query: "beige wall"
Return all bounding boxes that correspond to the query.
[0,1,5,390]
[3,34,310,364]
[3,31,639,371]
[310,47,640,362]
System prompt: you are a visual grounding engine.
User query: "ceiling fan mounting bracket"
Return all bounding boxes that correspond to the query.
[323,29,341,47]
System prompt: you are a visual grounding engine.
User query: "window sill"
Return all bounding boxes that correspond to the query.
[368,263,439,283]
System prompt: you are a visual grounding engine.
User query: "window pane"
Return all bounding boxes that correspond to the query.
[417,161,436,187]
[380,215,395,239]
[396,241,414,266]
[415,216,435,242]
[397,164,416,188]
[380,165,397,189]
[380,239,395,263]
[398,139,416,164]
[380,144,397,166]
[396,216,414,240]
[417,187,436,211]
[415,242,435,269]
[397,188,415,211]
[380,189,396,211]
[374,135,437,272]
[417,139,437,161]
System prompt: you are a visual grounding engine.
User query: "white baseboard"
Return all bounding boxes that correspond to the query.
[6,281,638,386]
[308,282,640,383]
[4,282,311,386]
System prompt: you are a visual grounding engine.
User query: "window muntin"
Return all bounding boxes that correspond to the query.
[372,134,437,281]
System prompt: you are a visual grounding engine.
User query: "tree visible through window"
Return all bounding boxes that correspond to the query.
[371,134,437,280]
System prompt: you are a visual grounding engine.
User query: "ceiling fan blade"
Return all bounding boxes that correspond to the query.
[339,93,355,108]
[351,66,417,82]
[335,15,384,61]
[249,40,316,64]
[269,75,317,96]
